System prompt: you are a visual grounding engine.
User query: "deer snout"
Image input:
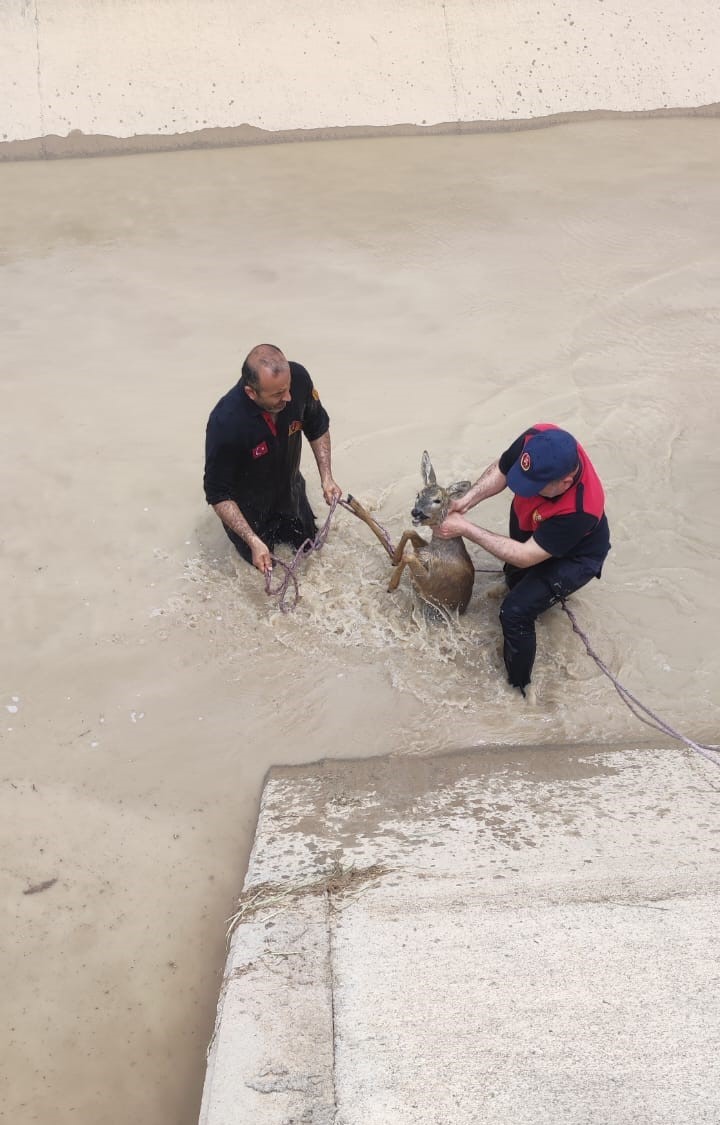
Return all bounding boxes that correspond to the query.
[411,507,428,524]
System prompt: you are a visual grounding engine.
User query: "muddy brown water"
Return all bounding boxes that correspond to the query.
[1,118,719,1123]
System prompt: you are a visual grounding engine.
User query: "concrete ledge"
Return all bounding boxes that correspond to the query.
[199,899,336,1125]
[199,746,720,1124]
[1,103,719,162]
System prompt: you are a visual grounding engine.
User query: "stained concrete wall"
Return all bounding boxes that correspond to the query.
[1,1,719,159]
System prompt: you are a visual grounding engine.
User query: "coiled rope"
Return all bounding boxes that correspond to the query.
[264,496,349,613]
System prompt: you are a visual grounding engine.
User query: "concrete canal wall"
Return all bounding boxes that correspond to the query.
[2,1,720,159]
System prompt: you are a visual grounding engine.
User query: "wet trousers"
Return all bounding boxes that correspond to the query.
[499,556,602,691]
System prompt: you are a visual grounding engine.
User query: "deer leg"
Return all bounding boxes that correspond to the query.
[390,530,428,566]
[345,495,395,559]
[403,553,434,597]
[388,544,430,592]
[387,556,408,592]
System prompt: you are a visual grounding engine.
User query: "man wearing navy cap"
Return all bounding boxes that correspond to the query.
[437,424,610,696]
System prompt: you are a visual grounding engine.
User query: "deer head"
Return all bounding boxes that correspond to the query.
[410,451,471,528]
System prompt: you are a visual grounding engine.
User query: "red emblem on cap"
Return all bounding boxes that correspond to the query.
[520,451,531,471]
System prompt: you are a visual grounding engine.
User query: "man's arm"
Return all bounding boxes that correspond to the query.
[450,459,507,515]
[436,513,551,568]
[309,431,342,504]
[212,500,272,574]
[204,418,272,574]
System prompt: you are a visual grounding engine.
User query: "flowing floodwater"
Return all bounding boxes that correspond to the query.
[1,118,719,1123]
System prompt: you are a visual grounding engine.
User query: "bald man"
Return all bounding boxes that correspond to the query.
[204,345,341,574]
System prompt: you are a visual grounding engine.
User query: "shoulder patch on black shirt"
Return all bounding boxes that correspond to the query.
[289,420,303,435]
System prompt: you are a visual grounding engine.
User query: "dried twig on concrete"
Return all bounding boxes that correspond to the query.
[225,861,387,943]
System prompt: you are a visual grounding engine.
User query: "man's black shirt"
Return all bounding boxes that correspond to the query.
[203,361,330,525]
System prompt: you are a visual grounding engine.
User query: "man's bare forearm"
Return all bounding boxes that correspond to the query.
[213,500,272,573]
[212,500,259,546]
[460,523,528,565]
[309,431,333,483]
[455,460,507,514]
[447,516,551,568]
[309,431,342,502]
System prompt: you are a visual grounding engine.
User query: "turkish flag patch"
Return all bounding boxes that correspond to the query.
[252,441,269,459]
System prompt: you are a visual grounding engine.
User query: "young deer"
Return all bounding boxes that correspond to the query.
[347,451,475,615]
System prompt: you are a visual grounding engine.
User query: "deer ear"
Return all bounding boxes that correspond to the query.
[446,480,472,499]
[421,451,437,486]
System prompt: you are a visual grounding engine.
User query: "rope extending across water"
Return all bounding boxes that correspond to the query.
[560,599,720,768]
[264,500,718,767]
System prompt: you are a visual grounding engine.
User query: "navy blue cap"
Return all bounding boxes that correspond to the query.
[506,428,579,498]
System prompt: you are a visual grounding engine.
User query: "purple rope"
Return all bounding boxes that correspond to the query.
[561,599,720,768]
[265,496,341,613]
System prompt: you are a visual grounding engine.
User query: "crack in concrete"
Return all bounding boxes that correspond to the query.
[31,0,46,155]
[325,889,340,1124]
[441,1,461,126]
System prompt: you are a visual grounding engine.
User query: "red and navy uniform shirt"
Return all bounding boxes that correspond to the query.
[203,362,330,522]
[498,423,611,563]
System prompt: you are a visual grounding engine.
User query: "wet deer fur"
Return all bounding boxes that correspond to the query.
[347,451,475,615]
